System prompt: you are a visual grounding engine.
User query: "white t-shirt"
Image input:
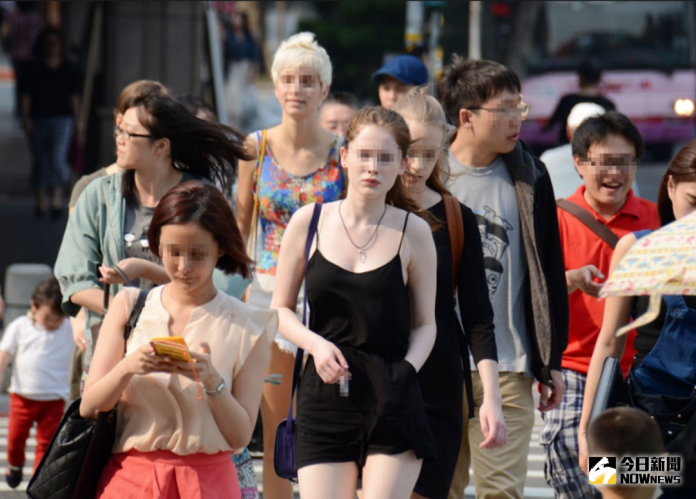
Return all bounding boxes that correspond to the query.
[0,314,74,401]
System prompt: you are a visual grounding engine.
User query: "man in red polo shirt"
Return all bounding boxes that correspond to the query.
[540,111,660,499]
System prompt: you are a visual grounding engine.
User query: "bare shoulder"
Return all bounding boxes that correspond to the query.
[404,211,434,240]
[108,289,132,324]
[614,232,639,259]
[286,202,322,233]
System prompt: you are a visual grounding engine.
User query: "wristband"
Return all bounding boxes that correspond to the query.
[204,377,226,397]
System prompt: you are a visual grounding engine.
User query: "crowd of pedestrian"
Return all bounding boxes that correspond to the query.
[0,19,694,499]
[1,2,81,218]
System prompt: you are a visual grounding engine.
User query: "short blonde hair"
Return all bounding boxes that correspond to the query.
[271,32,332,87]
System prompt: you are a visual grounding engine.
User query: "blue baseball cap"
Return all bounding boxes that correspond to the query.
[372,55,428,86]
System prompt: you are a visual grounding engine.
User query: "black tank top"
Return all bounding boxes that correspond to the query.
[305,213,411,357]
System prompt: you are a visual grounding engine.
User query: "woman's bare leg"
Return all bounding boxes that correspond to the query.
[260,342,296,499]
[298,462,359,499]
[362,451,422,499]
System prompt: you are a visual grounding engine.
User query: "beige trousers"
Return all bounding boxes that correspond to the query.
[448,371,535,499]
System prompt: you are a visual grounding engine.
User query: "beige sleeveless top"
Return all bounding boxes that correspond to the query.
[113,285,278,455]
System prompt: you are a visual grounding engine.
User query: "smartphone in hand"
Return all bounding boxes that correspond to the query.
[150,336,190,362]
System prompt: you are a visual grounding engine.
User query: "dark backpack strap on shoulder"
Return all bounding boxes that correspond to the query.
[442,194,465,296]
[124,289,149,346]
[556,199,619,249]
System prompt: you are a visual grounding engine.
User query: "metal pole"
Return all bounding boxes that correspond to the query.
[79,3,103,144]
[277,1,287,47]
[205,6,228,125]
[405,1,425,52]
[428,10,443,95]
[468,1,482,60]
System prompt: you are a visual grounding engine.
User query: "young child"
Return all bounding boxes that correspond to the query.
[438,56,569,499]
[0,276,73,488]
[542,111,660,499]
[587,407,664,499]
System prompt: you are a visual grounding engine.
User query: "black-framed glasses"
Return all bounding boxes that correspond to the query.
[469,103,530,120]
[113,125,157,141]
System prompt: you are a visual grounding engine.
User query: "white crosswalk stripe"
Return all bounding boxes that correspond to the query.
[0,413,554,497]
[0,417,35,492]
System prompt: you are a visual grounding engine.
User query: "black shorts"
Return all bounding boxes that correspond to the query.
[295,349,436,469]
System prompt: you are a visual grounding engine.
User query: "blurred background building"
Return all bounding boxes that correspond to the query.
[3,1,694,172]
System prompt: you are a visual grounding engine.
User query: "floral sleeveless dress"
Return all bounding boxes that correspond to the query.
[247,130,345,352]
[253,130,345,275]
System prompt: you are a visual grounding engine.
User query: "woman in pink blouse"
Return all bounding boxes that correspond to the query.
[80,181,277,499]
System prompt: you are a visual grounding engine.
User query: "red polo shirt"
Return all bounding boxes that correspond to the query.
[558,187,660,376]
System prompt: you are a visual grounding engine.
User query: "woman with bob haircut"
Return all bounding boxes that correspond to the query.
[272,106,437,498]
[55,90,251,390]
[235,31,345,499]
[393,88,507,499]
[80,181,277,498]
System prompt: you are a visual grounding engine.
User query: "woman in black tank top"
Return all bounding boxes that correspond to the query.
[271,107,438,499]
[394,88,507,499]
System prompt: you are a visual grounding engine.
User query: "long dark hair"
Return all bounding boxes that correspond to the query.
[121,93,252,205]
[657,139,696,225]
[148,181,252,278]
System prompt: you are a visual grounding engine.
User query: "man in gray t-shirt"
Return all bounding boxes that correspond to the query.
[440,58,567,499]
[448,154,532,376]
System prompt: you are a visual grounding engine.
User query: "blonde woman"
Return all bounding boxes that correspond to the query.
[235,31,345,499]
[393,89,506,499]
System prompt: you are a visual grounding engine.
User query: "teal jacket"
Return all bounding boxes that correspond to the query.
[54,171,250,342]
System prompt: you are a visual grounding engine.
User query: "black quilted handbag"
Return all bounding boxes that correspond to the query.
[27,288,149,499]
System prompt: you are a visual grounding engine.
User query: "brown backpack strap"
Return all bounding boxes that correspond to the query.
[442,193,464,296]
[556,199,619,249]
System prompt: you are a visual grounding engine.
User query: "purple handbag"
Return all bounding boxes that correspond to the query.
[273,203,322,482]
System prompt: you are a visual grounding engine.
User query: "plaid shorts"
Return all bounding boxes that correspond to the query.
[540,369,601,499]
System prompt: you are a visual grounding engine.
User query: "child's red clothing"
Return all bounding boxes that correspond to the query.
[7,394,64,470]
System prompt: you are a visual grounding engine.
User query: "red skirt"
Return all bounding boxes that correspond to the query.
[96,449,240,499]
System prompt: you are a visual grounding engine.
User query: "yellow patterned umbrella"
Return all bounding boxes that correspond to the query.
[600,209,696,336]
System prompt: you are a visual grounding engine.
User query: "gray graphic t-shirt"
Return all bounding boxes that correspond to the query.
[124,202,160,290]
[447,153,532,376]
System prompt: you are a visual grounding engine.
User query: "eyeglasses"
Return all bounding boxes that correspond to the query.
[113,125,157,141]
[469,103,530,120]
[579,154,638,170]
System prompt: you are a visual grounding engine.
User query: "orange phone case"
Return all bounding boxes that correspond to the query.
[150,336,190,362]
